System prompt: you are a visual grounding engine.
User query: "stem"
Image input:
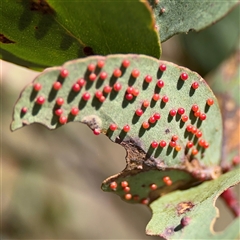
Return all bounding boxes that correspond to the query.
[220,188,240,217]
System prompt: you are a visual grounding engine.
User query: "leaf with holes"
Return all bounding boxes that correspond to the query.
[146,167,240,239]
[11,54,222,204]
[149,0,239,42]
[0,0,160,70]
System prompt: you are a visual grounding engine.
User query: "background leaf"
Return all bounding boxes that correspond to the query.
[149,0,239,42]
[0,0,160,70]
[206,42,240,171]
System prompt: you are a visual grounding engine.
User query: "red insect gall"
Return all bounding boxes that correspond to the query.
[55,108,63,116]
[72,83,81,92]
[175,145,181,152]
[152,93,160,101]
[56,97,64,106]
[113,82,122,91]
[131,69,140,78]
[98,96,106,102]
[21,106,27,113]
[159,64,166,71]
[194,110,201,117]
[172,135,178,142]
[33,83,42,91]
[97,60,105,68]
[142,121,150,129]
[60,68,68,78]
[93,129,101,135]
[157,80,164,88]
[191,126,197,134]
[153,113,161,120]
[159,140,166,148]
[77,78,86,87]
[82,92,91,101]
[125,93,133,101]
[132,88,139,97]
[169,109,177,117]
[141,198,149,205]
[186,125,193,132]
[126,86,133,94]
[169,141,176,148]
[125,194,132,200]
[121,181,128,188]
[113,69,122,78]
[207,98,214,106]
[70,107,79,116]
[149,116,156,124]
[163,176,172,186]
[59,116,67,124]
[200,113,207,121]
[36,96,45,105]
[95,90,103,99]
[123,124,130,132]
[191,104,199,112]
[109,123,117,131]
[53,81,62,90]
[135,109,143,116]
[198,139,205,147]
[87,63,95,72]
[150,184,157,190]
[99,71,108,80]
[191,149,198,155]
[195,130,202,138]
[181,115,188,122]
[142,100,150,108]
[180,72,188,81]
[163,176,170,182]
[89,73,97,81]
[122,59,130,68]
[186,141,193,148]
[232,156,240,166]
[123,187,130,193]
[144,75,152,83]
[203,141,209,148]
[178,108,185,115]
[165,180,172,186]
[103,85,112,93]
[162,95,169,103]
[181,216,191,226]
[192,82,199,90]
[151,141,158,148]
[110,182,117,190]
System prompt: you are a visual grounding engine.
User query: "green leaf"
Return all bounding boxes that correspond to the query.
[0,0,160,70]
[146,167,240,239]
[11,54,222,202]
[180,5,240,75]
[149,0,239,42]
[206,42,240,170]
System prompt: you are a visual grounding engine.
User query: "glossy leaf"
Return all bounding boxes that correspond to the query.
[0,0,160,70]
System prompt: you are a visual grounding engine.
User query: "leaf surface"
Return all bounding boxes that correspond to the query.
[11,54,222,203]
[149,0,239,42]
[0,0,160,70]
[146,167,240,239]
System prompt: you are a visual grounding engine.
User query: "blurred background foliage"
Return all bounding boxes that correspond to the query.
[1,5,239,239]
